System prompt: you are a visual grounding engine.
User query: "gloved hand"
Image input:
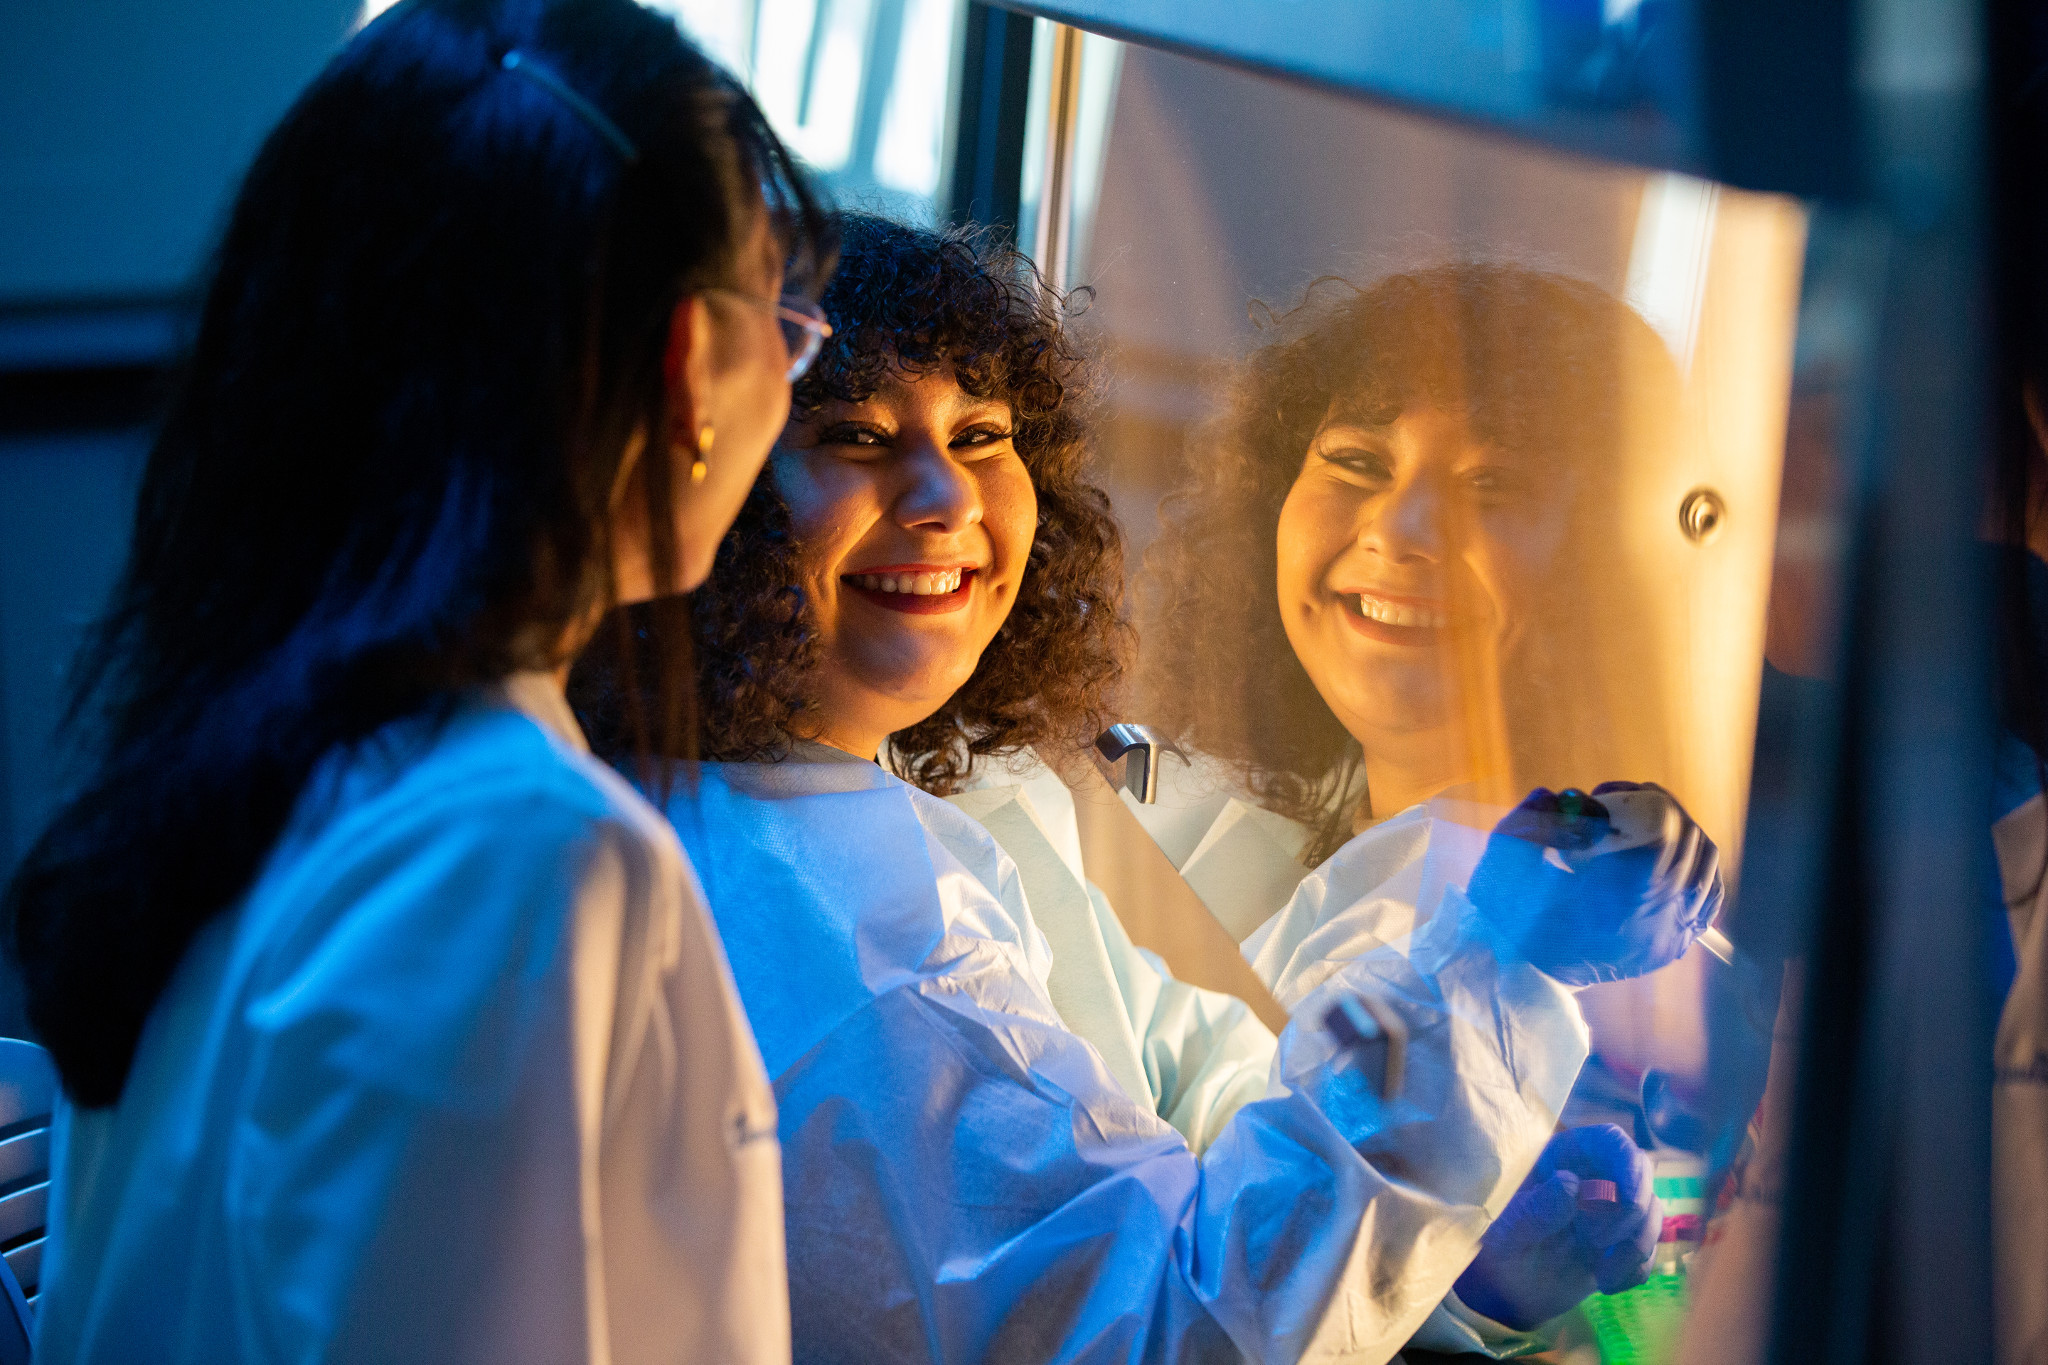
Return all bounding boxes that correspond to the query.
[1454,1123,1661,1330]
[1465,781,1723,985]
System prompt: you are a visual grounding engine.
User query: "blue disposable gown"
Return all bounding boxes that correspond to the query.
[39,675,789,1365]
[666,750,1589,1362]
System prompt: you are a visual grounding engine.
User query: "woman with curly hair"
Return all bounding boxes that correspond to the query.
[576,218,1713,1360]
[1140,265,1690,877]
[683,215,1124,782]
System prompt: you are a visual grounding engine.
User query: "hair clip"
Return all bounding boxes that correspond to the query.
[500,49,640,165]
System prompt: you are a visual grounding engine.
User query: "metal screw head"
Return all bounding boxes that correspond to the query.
[1678,487,1727,544]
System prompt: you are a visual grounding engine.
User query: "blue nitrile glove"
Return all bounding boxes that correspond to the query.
[1465,781,1723,986]
[1454,1123,1662,1330]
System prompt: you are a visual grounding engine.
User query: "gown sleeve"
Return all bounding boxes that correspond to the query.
[1087,865,1564,1360]
[228,770,786,1365]
[1243,812,1560,1360]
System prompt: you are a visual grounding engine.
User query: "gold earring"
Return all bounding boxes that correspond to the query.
[691,425,714,484]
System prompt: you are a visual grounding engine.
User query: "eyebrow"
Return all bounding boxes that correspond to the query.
[1313,421,1394,442]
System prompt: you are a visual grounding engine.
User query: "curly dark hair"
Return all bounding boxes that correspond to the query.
[580,212,1128,792]
[1139,264,1682,862]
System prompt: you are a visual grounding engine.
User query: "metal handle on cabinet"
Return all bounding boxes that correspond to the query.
[1093,723,1185,804]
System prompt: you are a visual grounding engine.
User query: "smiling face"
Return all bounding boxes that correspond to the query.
[1275,403,1574,802]
[773,366,1039,758]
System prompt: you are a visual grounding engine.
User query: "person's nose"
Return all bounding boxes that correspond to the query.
[1359,470,1444,563]
[894,432,983,534]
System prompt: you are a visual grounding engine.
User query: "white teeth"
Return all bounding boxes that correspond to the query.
[1351,593,1446,629]
[848,570,964,596]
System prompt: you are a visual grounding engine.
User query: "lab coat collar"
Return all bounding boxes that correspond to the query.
[493,670,590,754]
[787,737,880,766]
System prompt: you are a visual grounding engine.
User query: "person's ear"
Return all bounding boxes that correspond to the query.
[664,295,717,465]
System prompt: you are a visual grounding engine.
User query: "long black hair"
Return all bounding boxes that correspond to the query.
[2,0,834,1107]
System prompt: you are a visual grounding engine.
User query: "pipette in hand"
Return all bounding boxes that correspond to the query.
[1466,781,1725,985]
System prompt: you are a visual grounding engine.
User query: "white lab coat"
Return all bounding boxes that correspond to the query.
[665,749,1587,1363]
[38,673,788,1365]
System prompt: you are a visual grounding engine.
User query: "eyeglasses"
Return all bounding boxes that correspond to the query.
[704,289,833,381]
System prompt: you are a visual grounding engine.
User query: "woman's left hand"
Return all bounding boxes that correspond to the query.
[1453,1123,1663,1330]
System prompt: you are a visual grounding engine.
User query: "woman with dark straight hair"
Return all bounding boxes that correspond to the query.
[2,1,833,1360]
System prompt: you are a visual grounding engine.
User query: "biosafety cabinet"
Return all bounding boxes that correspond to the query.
[939,0,1998,1359]
[0,0,2006,1358]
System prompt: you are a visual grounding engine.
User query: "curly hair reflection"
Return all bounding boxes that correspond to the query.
[1139,264,1681,864]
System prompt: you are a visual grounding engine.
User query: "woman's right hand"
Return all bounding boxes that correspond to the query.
[1464,782,1723,985]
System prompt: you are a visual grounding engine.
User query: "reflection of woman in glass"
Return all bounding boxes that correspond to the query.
[1145,264,1680,864]
[1132,265,1715,1337]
